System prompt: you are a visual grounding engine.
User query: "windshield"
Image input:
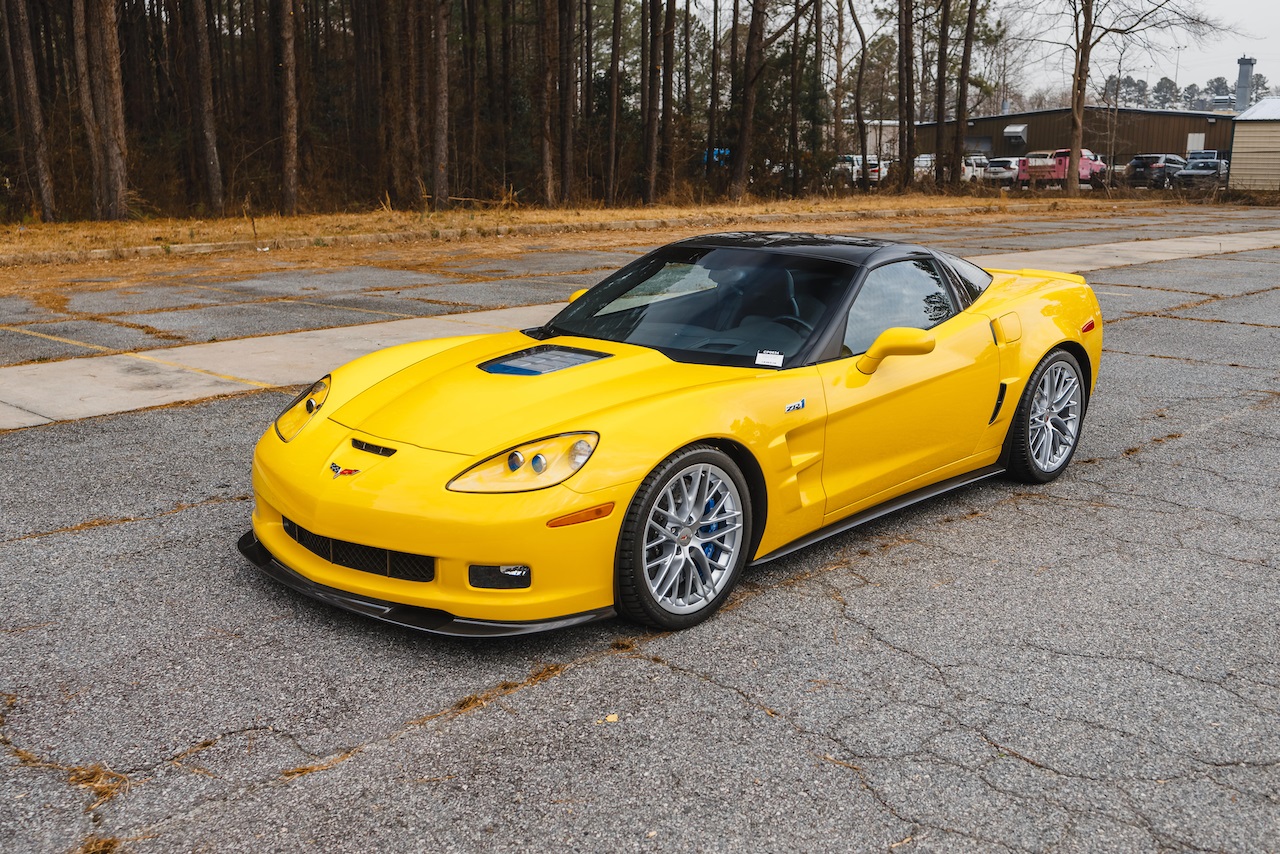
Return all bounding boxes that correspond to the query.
[544,246,857,368]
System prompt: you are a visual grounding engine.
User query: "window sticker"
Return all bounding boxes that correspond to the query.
[755,349,784,367]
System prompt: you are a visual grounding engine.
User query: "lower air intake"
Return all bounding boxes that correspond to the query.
[282,517,435,582]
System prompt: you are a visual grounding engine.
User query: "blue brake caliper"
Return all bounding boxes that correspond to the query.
[700,496,721,566]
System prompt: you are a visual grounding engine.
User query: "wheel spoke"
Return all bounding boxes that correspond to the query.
[651,551,683,600]
[646,518,680,544]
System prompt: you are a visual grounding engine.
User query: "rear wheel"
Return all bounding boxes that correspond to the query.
[615,446,752,630]
[1006,349,1087,484]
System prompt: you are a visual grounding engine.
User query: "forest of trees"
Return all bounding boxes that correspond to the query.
[0,0,1243,221]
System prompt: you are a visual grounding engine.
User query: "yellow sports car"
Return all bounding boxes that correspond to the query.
[238,233,1102,635]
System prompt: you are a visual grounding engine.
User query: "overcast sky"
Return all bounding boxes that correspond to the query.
[1097,8,1280,96]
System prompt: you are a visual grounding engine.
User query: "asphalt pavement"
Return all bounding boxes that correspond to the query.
[1,207,1277,852]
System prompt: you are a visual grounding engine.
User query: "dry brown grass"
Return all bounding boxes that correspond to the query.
[0,193,1138,259]
[0,194,1172,301]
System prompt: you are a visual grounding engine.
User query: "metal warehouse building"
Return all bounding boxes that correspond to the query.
[1229,98,1280,190]
[917,106,1234,167]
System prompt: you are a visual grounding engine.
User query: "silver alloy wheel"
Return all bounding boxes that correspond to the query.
[642,462,745,615]
[1029,361,1083,472]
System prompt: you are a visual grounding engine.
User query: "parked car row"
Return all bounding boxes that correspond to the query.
[1126,153,1229,188]
[829,149,1227,189]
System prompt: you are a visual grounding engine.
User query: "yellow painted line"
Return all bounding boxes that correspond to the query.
[1,324,114,353]
[1,324,275,389]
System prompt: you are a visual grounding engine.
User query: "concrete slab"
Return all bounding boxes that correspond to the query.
[0,354,254,421]
[0,400,49,429]
[148,305,557,387]
[969,228,1280,274]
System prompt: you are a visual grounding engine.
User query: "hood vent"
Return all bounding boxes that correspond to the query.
[479,345,611,376]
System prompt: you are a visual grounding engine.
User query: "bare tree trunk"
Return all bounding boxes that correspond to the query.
[682,0,691,117]
[558,0,574,202]
[0,0,27,193]
[832,0,845,158]
[642,0,661,203]
[661,0,676,193]
[705,0,719,178]
[537,0,556,205]
[605,0,620,204]
[6,0,56,220]
[639,0,649,130]
[952,0,978,188]
[847,0,869,192]
[1066,0,1093,198]
[788,6,799,196]
[810,0,821,160]
[71,0,106,216]
[933,0,950,184]
[896,0,915,190]
[190,0,222,211]
[728,0,766,201]
[433,0,452,209]
[280,0,298,213]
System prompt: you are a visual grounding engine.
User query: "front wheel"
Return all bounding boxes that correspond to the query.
[615,445,753,630]
[1005,349,1087,484]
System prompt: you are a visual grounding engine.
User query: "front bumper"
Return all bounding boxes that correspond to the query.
[238,531,615,637]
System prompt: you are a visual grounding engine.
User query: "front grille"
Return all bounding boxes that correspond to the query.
[282,517,435,582]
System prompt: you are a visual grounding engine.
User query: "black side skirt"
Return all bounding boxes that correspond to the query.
[750,465,1005,566]
[237,531,615,637]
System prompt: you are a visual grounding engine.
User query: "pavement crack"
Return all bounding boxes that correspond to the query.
[2,495,252,544]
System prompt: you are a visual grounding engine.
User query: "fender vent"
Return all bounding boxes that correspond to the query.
[989,383,1008,424]
[282,517,435,582]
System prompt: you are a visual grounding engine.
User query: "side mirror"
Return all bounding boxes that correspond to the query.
[568,288,589,304]
[856,327,935,375]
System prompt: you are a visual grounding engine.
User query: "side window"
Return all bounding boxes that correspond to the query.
[842,260,956,356]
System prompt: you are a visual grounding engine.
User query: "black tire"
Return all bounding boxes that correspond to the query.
[1005,349,1088,484]
[615,445,753,630]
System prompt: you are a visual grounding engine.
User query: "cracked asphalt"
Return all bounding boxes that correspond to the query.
[1,207,1278,852]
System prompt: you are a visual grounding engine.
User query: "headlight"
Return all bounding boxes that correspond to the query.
[448,433,598,493]
[274,376,330,442]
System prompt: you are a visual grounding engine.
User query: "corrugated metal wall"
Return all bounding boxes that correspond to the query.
[1228,123,1280,190]
[917,107,1234,167]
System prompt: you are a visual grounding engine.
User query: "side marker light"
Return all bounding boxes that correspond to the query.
[1082,319,1096,333]
[547,503,616,528]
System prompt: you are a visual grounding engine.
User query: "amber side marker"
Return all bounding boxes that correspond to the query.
[547,503,615,528]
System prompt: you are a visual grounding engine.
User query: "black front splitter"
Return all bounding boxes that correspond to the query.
[237,531,615,638]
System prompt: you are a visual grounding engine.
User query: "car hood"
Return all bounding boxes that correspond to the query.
[328,331,735,455]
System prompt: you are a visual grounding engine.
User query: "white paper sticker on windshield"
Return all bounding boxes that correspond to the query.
[755,350,784,367]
